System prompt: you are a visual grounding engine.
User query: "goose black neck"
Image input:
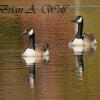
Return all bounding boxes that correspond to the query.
[76,21,83,39]
[28,34,35,50]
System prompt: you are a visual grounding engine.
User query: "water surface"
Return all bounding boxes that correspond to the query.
[0,0,100,100]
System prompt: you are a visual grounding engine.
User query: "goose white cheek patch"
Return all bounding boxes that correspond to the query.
[28,29,33,35]
[77,17,82,23]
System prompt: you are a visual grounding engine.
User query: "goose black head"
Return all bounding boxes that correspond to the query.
[21,28,34,36]
[71,16,83,24]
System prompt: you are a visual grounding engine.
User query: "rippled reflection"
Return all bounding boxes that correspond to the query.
[69,45,97,79]
[22,56,49,89]
[26,64,35,89]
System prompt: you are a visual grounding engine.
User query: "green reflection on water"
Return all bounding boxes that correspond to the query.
[0,15,21,48]
[0,15,22,69]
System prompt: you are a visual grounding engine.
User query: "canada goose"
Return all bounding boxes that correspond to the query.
[69,16,97,46]
[20,28,49,57]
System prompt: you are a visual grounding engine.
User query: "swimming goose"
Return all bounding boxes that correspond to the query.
[69,16,97,46]
[21,28,49,57]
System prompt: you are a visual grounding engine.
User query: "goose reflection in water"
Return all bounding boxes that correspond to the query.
[69,45,97,79]
[27,64,35,89]
[22,55,49,89]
